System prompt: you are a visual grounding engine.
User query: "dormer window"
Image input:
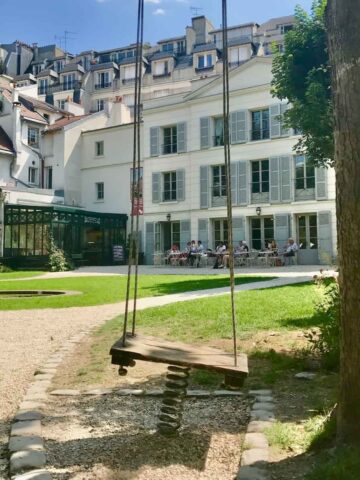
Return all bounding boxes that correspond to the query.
[124,65,136,81]
[96,71,111,89]
[162,43,174,53]
[280,24,293,34]
[197,54,213,70]
[153,60,170,77]
[54,60,65,72]
[229,46,249,66]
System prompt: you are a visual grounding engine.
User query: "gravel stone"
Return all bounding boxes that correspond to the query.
[11,420,42,437]
[244,433,268,449]
[9,436,44,452]
[11,468,51,479]
[237,466,270,480]
[10,450,46,473]
[241,448,269,466]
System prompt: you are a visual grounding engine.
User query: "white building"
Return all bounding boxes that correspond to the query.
[142,57,336,265]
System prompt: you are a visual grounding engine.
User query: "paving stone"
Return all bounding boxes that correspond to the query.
[249,390,272,396]
[11,470,51,480]
[247,421,275,433]
[50,389,81,396]
[295,372,316,380]
[116,389,144,396]
[33,374,54,381]
[10,450,46,473]
[237,466,270,480]
[9,436,44,452]
[244,433,269,449]
[255,396,273,403]
[83,388,113,396]
[252,402,274,412]
[250,411,275,422]
[186,390,211,397]
[14,411,43,422]
[213,390,243,396]
[145,390,163,396]
[22,393,47,402]
[18,402,44,412]
[241,448,269,466]
[36,369,56,375]
[11,420,42,437]
[42,363,59,369]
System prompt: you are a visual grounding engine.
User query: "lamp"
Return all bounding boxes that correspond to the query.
[256,207,261,216]
[166,213,171,222]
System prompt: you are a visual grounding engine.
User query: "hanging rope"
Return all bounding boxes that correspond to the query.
[122,0,144,346]
[222,0,238,367]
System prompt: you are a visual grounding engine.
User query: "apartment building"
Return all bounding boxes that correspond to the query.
[142,57,336,265]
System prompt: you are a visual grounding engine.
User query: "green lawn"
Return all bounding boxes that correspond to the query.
[0,274,273,310]
[0,271,44,280]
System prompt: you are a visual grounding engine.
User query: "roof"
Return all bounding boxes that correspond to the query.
[228,37,254,47]
[60,63,85,74]
[157,35,186,44]
[150,51,175,61]
[90,62,119,72]
[44,115,89,133]
[2,89,47,124]
[13,74,37,82]
[36,69,58,78]
[0,127,14,154]
[119,56,148,66]
[192,43,218,54]
[209,22,258,34]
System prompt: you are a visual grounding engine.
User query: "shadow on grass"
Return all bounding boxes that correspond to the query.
[140,275,275,296]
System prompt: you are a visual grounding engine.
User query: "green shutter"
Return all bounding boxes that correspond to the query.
[152,172,161,203]
[150,127,160,157]
[200,165,209,209]
[200,117,210,149]
[177,122,186,153]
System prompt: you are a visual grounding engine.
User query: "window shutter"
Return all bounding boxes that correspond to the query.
[230,110,247,144]
[150,126,160,157]
[318,211,333,265]
[269,156,280,203]
[274,214,290,248]
[152,172,161,203]
[145,222,155,265]
[180,220,191,251]
[280,155,292,202]
[231,162,238,205]
[200,165,209,209]
[198,219,209,248]
[270,104,281,138]
[238,161,248,206]
[177,122,186,153]
[176,169,185,201]
[316,167,328,200]
[200,117,210,149]
[232,217,245,243]
[280,103,291,137]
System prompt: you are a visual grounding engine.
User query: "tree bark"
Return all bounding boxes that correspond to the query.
[327,0,360,444]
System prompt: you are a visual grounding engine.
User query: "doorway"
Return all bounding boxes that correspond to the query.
[297,214,319,264]
[250,217,274,250]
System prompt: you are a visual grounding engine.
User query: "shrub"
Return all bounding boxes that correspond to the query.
[0,264,12,273]
[47,235,74,272]
[306,271,340,370]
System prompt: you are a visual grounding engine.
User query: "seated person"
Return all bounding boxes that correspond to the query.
[283,238,299,258]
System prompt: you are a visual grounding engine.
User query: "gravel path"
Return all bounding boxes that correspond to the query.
[0,273,313,477]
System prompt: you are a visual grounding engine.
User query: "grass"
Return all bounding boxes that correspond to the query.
[0,274,273,310]
[0,271,43,280]
[305,448,360,480]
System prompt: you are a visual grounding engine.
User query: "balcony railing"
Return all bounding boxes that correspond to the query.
[46,80,83,94]
[213,135,224,147]
[122,78,136,84]
[153,72,171,79]
[94,82,112,90]
[195,65,214,73]
[161,143,178,155]
[251,129,270,141]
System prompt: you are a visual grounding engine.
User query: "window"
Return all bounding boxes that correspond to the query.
[295,155,315,190]
[96,182,104,200]
[162,172,177,202]
[38,79,48,95]
[163,126,177,154]
[54,60,65,72]
[214,117,224,146]
[45,166,53,189]
[212,165,226,198]
[62,74,75,90]
[154,60,169,76]
[95,141,104,156]
[298,214,318,250]
[97,99,105,111]
[214,219,228,245]
[252,160,269,194]
[251,217,274,250]
[229,46,248,65]
[280,24,293,34]
[33,65,42,75]
[176,40,185,54]
[124,65,136,80]
[162,43,174,52]
[57,99,66,109]
[28,167,38,184]
[96,71,111,89]
[251,109,270,141]
[28,127,40,148]
[197,54,213,69]
[126,50,135,58]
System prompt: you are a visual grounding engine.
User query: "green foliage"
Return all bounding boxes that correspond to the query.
[306,273,340,369]
[306,448,360,480]
[0,264,12,273]
[271,0,333,166]
[47,234,74,272]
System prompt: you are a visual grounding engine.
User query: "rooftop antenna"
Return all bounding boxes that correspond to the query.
[190,6,203,16]
[55,30,77,58]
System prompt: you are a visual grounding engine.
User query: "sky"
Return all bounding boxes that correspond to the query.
[1,0,314,54]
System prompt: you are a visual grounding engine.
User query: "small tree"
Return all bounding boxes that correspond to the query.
[271,0,333,167]
[47,234,73,272]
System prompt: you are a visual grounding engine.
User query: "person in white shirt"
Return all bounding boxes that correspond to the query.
[283,238,298,258]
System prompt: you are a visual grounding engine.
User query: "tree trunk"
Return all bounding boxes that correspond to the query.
[327,0,360,444]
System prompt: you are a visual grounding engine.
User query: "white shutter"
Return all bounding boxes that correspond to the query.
[150,127,160,157]
[318,211,333,265]
[200,166,209,209]
[316,167,328,200]
[176,169,185,201]
[270,104,281,138]
[177,122,186,153]
[238,161,248,205]
[269,156,280,203]
[200,117,211,149]
[198,219,209,248]
[280,155,292,202]
[230,110,247,144]
[152,172,161,203]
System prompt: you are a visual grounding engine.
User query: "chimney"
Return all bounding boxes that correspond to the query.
[12,89,22,155]
[32,43,39,61]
